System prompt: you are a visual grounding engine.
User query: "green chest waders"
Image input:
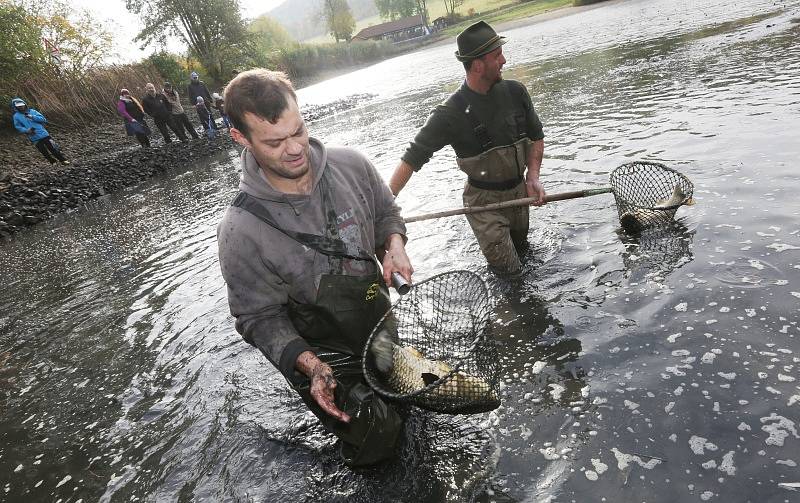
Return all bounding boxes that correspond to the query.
[457,124,532,273]
[231,171,403,467]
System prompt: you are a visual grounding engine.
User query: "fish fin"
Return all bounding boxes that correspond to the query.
[371,329,396,374]
[422,372,440,386]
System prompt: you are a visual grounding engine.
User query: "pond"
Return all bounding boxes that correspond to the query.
[1,0,799,501]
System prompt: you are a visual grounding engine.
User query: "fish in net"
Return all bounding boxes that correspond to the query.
[362,270,500,414]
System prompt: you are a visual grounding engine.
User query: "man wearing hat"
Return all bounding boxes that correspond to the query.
[187,71,214,115]
[389,21,546,274]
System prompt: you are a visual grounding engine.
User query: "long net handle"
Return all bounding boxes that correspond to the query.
[404,187,612,223]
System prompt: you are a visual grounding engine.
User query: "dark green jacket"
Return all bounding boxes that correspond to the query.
[402,79,544,170]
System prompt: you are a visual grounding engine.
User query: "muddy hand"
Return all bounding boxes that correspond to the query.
[310,362,350,423]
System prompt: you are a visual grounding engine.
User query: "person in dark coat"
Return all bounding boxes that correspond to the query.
[187,72,213,114]
[162,82,199,139]
[117,89,151,148]
[10,98,70,164]
[195,97,217,138]
[141,83,187,142]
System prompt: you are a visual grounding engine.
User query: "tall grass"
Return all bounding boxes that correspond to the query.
[1,63,164,130]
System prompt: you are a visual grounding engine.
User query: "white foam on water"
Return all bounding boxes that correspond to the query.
[717,372,736,380]
[767,243,800,252]
[531,361,547,374]
[760,414,799,446]
[737,422,751,431]
[549,383,565,402]
[675,302,688,312]
[592,458,608,475]
[689,435,719,455]
[610,448,662,470]
[776,459,797,467]
[719,451,736,476]
[624,400,640,411]
[665,402,675,413]
[55,475,72,488]
[667,332,683,343]
[540,446,560,460]
[700,490,715,500]
[702,352,717,364]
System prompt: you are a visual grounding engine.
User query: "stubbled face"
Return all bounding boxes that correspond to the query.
[479,46,506,84]
[231,98,311,183]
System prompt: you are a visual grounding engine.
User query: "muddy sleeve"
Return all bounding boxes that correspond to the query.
[218,210,312,379]
[400,107,454,171]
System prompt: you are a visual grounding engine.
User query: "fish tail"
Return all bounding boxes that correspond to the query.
[371,329,396,374]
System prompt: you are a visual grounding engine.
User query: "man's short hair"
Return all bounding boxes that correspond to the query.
[223,68,297,138]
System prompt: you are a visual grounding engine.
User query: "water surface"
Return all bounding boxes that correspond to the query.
[1,0,799,501]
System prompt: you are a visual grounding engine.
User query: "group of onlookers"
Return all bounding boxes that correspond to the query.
[117,72,230,148]
[9,71,231,164]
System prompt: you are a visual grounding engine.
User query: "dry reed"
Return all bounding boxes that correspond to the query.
[2,62,164,130]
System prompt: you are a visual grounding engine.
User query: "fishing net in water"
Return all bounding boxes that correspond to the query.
[362,270,500,415]
[610,161,694,233]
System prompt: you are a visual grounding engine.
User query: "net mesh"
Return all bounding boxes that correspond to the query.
[362,270,500,415]
[610,161,694,233]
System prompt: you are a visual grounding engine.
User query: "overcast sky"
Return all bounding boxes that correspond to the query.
[68,0,286,62]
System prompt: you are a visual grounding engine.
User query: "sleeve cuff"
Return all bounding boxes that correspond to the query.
[277,338,314,379]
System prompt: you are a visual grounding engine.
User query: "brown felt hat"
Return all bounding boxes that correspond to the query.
[454,21,506,62]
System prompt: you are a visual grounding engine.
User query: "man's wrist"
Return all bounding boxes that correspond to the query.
[384,233,406,251]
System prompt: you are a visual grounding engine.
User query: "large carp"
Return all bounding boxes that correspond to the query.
[370,330,497,403]
[620,184,692,232]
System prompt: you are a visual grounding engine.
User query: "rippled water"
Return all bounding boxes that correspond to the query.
[2,0,799,501]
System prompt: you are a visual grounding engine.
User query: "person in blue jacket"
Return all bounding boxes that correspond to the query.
[11,98,70,165]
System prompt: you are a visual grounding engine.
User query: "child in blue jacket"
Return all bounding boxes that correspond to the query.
[11,98,70,165]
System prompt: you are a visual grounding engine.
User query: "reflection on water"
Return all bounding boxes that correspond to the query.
[2,0,800,501]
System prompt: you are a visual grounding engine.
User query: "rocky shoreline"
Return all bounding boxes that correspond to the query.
[0,95,377,240]
[0,121,237,239]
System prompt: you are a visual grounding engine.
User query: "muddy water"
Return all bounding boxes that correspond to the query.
[1,0,799,501]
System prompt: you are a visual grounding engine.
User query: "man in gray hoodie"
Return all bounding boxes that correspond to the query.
[217,69,413,466]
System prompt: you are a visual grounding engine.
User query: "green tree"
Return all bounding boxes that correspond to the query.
[146,51,184,87]
[0,1,47,84]
[375,0,415,21]
[125,0,254,84]
[322,0,355,43]
[249,15,295,51]
[36,1,114,74]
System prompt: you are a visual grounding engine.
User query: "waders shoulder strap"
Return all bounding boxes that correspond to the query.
[446,89,493,151]
[231,172,373,263]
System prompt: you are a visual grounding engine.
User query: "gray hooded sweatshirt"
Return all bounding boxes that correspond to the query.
[217,137,406,379]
